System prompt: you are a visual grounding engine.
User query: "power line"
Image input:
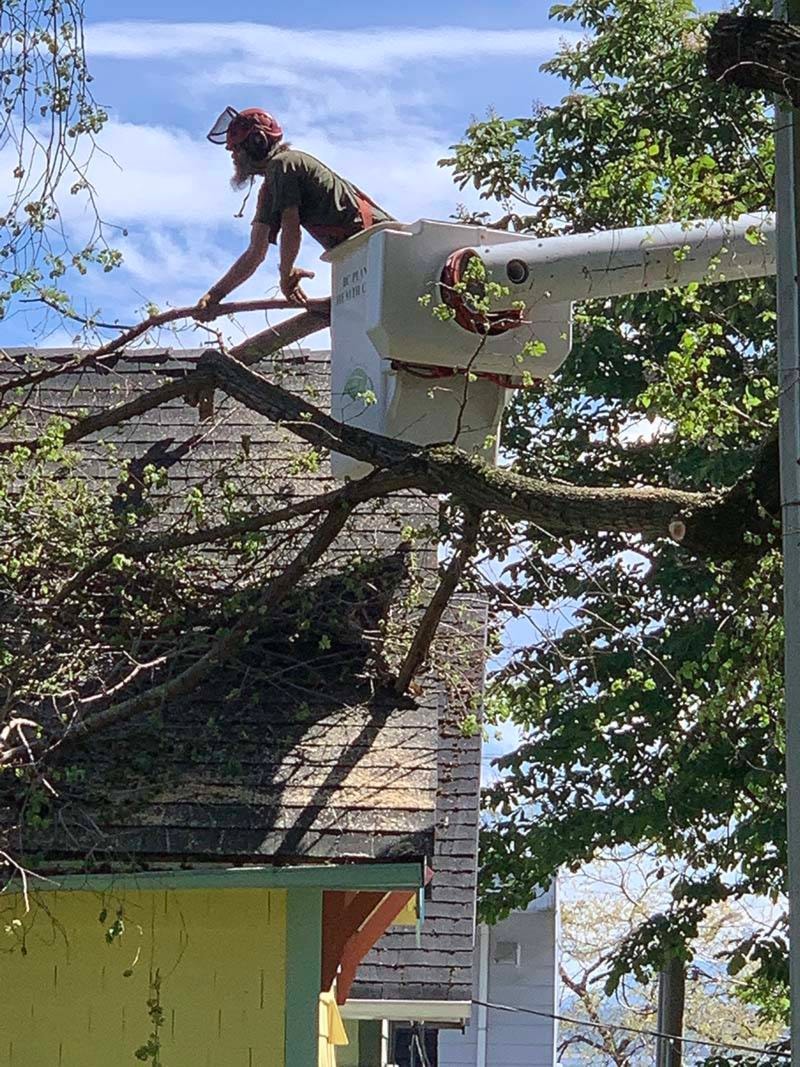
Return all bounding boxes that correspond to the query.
[471,998,790,1060]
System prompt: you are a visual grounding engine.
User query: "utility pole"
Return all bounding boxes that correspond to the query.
[655,956,685,1067]
[775,3,800,1065]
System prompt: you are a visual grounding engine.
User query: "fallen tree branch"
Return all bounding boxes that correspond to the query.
[707,13,800,104]
[0,307,330,453]
[2,317,778,561]
[199,348,779,560]
[395,506,482,693]
[0,498,354,767]
[0,297,331,398]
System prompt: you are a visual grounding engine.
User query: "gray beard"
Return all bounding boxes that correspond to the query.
[229,141,288,189]
[230,153,257,190]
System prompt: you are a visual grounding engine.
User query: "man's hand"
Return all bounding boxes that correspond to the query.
[193,292,221,321]
[280,267,315,305]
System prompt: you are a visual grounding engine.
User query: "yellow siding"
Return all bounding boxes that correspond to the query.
[0,887,286,1067]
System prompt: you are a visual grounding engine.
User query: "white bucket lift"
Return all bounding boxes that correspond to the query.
[323,213,776,479]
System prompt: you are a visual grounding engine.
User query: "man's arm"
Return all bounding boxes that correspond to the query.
[195,220,271,317]
[279,205,315,305]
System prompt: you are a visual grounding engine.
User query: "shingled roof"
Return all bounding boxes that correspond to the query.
[1,343,482,1005]
[351,611,482,1006]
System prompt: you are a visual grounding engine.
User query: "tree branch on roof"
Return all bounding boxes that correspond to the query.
[200,349,779,561]
[0,308,330,454]
[0,299,330,399]
[50,468,418,607]
[395,506,482,694]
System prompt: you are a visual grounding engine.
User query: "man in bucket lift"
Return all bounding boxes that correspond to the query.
[196,107,394,312]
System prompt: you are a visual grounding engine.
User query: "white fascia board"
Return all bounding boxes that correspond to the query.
[341,1000,471,1024]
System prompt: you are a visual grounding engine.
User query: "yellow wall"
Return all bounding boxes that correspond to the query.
[0,886,286,1067]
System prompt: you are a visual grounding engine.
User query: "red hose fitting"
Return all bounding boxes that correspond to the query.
[439,248,523,336]
[390,359,541,390]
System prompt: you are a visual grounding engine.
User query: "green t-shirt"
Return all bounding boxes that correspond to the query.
[256,147,394,249]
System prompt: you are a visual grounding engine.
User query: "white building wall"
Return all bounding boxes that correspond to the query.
[438,886,558,1067]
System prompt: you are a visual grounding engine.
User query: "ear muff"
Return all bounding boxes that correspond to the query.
[244,130,271,161]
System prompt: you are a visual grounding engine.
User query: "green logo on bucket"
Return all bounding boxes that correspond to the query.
[344,367,375,402]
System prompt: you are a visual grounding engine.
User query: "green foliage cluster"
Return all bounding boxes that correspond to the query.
[134,970,165,1065]
[449,0,788,1038]
[0,380,430,857]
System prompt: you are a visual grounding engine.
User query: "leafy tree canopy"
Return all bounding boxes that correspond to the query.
[460,0,787,1031]
[0,0,118,323]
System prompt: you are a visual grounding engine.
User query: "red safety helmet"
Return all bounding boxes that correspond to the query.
[206,107,283,151]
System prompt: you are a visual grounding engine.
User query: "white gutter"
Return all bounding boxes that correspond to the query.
[340,999,471,1024]
[476,923,490,1067]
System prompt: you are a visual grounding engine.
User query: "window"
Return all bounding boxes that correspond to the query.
[493,940,521,966]
[390,1022,438,1066]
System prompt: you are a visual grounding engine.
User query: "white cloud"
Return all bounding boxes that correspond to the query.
[86,20,580,137]
[72,123,236,226]
[87,21,581,74]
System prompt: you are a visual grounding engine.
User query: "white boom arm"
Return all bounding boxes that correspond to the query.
[476,212,776,306]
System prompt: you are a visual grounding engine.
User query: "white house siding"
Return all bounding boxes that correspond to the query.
[438,887,558,1067]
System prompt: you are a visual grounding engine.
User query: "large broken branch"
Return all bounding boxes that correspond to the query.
[707,14,800,104]
[199,350,778,561]
[2,311,777,561]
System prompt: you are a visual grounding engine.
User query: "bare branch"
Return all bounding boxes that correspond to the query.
[395,507,482,693]
[0,298,331,398]
[20,295,136,331]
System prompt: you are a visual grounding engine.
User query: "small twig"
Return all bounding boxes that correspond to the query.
[0,851,58,912]
[20,295,136,331]
[77,655,168,705]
